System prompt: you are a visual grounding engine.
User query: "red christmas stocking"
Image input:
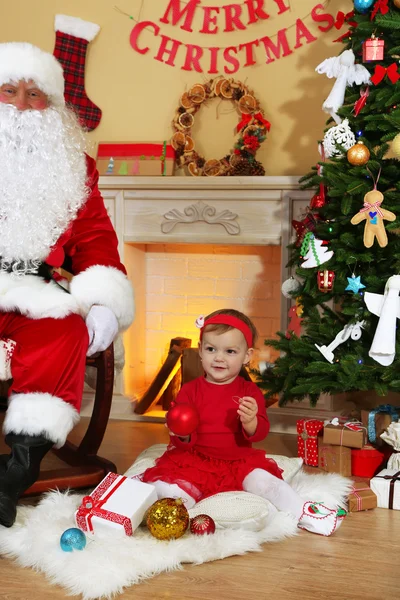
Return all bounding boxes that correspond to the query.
[53,14,102,131]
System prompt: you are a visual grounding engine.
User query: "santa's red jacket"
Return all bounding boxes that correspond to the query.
[0,155,134,330]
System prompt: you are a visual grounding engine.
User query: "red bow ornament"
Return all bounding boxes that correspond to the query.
[334,10,356,30]
[237,112,271,133]
[371,0,389,21]
[371,63,400,86]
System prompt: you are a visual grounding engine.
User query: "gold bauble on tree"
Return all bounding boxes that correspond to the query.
[146,498,189,540]
[394,0,400,8]
[392,132,400,157]
[347,141,370,166]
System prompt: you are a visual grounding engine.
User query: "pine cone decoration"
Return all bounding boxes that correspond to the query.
[232,88,245,101]
[231,159,265,176]
[196,157,206,168]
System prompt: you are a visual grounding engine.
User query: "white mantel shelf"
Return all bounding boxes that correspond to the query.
[98,175,303,190]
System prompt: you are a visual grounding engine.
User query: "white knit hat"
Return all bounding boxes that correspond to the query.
[0,42,65,106]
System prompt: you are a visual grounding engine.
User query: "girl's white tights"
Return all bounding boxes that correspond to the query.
[242,468,304,520]
[152,480,197,509]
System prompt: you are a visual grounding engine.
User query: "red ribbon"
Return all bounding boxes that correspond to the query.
[350,485,371,511]
[360,200,384,218]
[353,87,370,116]
[371,0,389,21]
[237,112,271,133]
[334,10,356,30]
[76,473,133,536]
[371,63,400,85]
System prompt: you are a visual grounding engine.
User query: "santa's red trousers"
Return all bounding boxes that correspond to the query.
[0,312,88,411]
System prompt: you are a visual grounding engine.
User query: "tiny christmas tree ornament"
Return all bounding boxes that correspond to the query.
[323,119,356,158]
[316,51,370,124]
[315,321,365,364]
[190,514,216,535]
[351,189,396,248]
[346,275,366,294]
[364,275,400,366]
[347,141,370,166]
[166,404,200,437]
[354,0,375,13]
[60,528,87,552]
[317,270,335,292]
[281,277,301,298]
[363,35,384,62]
[392,133,400,157]
[146,498,189,540]
[301,233,334,269]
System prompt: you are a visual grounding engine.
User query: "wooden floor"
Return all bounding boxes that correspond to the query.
[0,418,398,600]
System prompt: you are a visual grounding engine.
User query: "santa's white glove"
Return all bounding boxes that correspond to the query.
[86,305,119,356]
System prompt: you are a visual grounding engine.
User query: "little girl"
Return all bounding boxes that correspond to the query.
[141,309,346,536]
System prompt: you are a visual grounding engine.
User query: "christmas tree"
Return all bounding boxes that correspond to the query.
[259,0,400,407]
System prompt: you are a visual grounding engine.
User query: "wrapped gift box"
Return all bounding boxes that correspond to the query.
[361,405,399,446]
[323,422,366,449]
[96,142,175,176]
[75,472,157,537]
[318,441,352,476]
[370,468,400,510]
[348,481,377,512]
[297,419,324,466]
[351,445,386,478]
[362,37,384,62]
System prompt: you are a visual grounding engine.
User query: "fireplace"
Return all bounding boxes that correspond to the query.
[79,175,345,432]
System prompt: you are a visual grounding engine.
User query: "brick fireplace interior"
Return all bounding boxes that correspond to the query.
[125,242,281,413]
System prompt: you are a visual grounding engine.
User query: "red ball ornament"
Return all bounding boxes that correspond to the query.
[190,514,216,535]
[166,404,200,436]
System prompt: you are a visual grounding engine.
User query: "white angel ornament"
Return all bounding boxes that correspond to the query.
[364,275,400,366]
[316,49,371,124]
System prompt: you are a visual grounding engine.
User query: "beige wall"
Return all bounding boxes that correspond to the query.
[0,0,348,175]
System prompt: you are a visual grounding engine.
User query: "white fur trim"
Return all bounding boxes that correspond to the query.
[0,272,80,320]
[70,266,134,331]
[3,392,80,448]
[0,338,16,380]
[55,15,100,42]
[0,43,64,106]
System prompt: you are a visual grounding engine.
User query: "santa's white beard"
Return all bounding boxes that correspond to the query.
[0,103,89,275]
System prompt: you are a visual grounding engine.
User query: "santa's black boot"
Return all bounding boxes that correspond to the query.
[0,433,53,527]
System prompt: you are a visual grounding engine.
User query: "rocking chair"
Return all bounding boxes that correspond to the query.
[0,344,117,496]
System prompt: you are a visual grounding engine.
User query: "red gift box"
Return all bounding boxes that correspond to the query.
[362,37,384,61]
[297,419,324,466]
[351,445,386,478]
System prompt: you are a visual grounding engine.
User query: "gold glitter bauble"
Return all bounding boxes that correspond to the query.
[394,0,400,8]
[347,141,370,166]
[392,132,400,157]
[146,498,189,540]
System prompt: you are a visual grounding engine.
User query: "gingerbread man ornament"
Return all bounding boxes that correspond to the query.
[350,189,396,248]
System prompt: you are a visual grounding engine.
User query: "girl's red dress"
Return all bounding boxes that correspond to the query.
[141,376,282,501]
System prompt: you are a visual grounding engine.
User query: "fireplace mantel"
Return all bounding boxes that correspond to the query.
[80,175,346,433]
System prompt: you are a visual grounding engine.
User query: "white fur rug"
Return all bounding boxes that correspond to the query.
[0,470,351,599]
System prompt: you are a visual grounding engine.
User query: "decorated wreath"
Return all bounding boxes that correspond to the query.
[171,77,270,177]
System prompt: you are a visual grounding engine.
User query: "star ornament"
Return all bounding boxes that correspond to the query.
[345,275,366,294]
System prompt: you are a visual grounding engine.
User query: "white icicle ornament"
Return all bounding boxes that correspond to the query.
[323,119,356,158]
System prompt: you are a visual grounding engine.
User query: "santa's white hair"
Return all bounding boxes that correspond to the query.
[0,102,89,275]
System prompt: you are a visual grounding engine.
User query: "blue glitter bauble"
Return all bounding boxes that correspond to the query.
[60,528,87,552]
[354,0,374,13]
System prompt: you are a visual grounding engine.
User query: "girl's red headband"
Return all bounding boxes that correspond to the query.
[195,315,253,348]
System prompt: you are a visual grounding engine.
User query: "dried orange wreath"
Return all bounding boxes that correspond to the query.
[171,77,270,177]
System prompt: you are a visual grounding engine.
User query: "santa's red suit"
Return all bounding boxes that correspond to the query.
[0,155,133,448]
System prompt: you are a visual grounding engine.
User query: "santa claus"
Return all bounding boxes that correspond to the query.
[0,42,134,527]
